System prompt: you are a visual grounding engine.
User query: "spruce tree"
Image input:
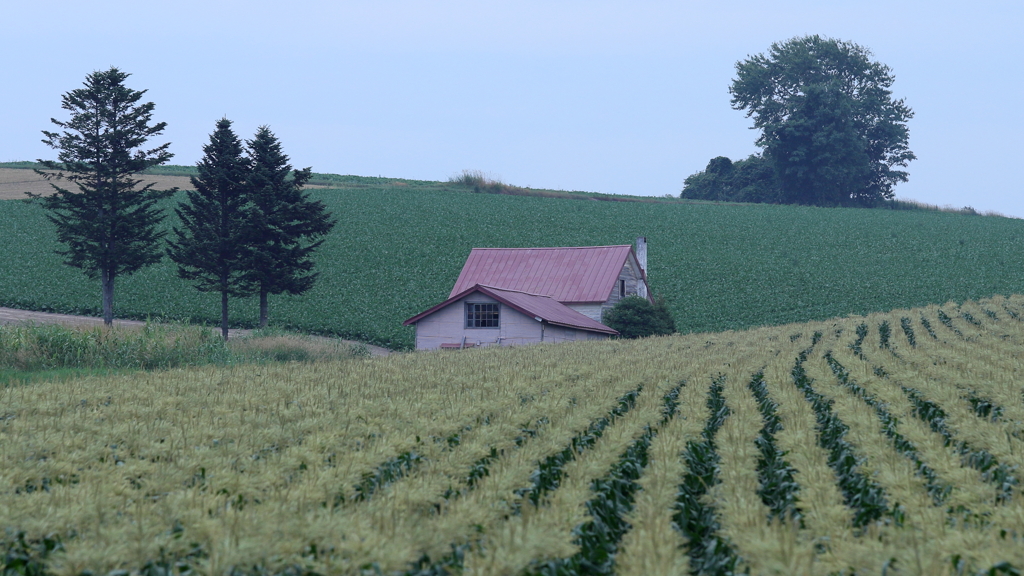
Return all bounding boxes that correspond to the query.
[244,126,335,328]
[33,67,174,325]
[168,118,253,340]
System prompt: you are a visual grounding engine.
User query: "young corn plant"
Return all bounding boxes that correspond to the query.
[901,386,1017,502]
[878,321,892,349]
[900,317,917,347]
[672,375,743,576]
[791,349,891,528]
[747,371,804,524]
[850,323,869,358]
[824,353,951,505]
[514,387,642,510]
[526,386,683,576]
[920,315,938,339]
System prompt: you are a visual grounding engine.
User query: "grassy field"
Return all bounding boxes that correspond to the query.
[3,296,1024,575]
[1,164,1023,349]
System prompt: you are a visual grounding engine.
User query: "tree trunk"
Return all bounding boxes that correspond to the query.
[259,287,269,329]
[101,269,115,326]
[221,290,230,341]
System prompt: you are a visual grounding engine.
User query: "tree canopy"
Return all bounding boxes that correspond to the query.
[244,126,335,328]
[34,67,174,324]
[602,296,676,339]
[168,118,253,340]
[681,154,781,203]
[729,35,915,206]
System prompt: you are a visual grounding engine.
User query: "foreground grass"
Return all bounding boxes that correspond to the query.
[2,295,1023,575]
[0,323,369,384]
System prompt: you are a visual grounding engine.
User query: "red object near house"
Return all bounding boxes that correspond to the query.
[404,239,651,350]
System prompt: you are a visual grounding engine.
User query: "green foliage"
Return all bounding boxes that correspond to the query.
[168,118,253,340]
[32,67,174,324]
[0,323,229,372]
[674,376,743,574]
[245,126,336,328]
[602,296,676,339]
[730,35,915,206]
[790,348,893,527]
[4,184,1024,350]
[448,169,532,195]
[747,371,803,523]
[681,154,782,203]
[0,323,367,379]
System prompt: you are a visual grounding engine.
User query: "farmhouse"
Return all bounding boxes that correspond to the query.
[403,238,652,350]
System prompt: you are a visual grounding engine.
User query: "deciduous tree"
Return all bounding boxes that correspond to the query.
[730,35,915,206]
[244,126,335,328]
[33,67,174,325]
[168,118,253,340]
[602,296,676,339]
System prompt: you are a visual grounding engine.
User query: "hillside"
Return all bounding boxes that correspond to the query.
[2,169,1023,349]
[4,298,1024,574]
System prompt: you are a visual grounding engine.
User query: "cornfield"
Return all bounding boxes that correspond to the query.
[4,295,1024,575]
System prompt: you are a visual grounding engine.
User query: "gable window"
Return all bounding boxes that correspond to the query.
[619,279,626,298]
[466,303,500,328]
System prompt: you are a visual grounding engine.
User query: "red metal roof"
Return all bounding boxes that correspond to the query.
[449,245,636,303]
[404,284,619,335]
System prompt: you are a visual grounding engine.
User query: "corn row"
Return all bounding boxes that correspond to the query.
[299,384,653,574]
[827,345,1002,513]
[856,349,1024,495]
[614,378,709,576]
[803,352,935,511]
[463,380,669,575]
[893,310,1024,437]
[6,302,1024,574]
[714,357,821,575]
[761,344,903,575]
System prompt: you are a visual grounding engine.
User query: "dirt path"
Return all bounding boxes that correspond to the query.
[0,307,393,356]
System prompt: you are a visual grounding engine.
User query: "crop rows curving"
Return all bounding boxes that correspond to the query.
[5,297,1024,574]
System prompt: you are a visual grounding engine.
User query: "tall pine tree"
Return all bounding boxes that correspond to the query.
[168,118,253,340]
[245,126,335,328]
[33,67,174,325]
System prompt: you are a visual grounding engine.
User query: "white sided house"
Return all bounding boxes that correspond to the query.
[403,239,652,350]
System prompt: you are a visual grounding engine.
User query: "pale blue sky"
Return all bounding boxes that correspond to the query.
[3,1,1021,215]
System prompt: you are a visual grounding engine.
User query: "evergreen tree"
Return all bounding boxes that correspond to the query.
[168,118,253,340]
[244,126,336,328]
[33,67,174,325]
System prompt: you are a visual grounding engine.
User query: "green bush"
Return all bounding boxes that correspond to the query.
[602,296,676,339]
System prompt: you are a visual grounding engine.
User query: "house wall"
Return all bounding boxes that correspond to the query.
[413,294,609,350]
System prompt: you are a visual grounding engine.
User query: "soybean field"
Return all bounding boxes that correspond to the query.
[3,179,1024,349]
[3,295,1024,575]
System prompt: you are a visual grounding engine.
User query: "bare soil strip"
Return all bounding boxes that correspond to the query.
[1,168,333,200]
[0,168,195,200]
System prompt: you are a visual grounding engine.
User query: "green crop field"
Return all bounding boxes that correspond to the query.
[1,169,1023,349]
[4,298,1024,575]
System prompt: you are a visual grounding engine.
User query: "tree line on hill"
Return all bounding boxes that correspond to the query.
[31,68,334,339]
[682,35,915,208]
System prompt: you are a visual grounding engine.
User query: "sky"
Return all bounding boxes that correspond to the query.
[2,1,1022,216]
